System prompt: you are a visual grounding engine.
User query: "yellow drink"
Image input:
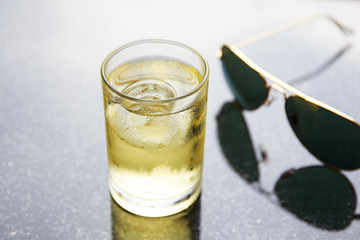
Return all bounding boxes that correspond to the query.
[103,58,207,217]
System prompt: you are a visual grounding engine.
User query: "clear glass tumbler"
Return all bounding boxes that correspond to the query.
[101,39,209,217]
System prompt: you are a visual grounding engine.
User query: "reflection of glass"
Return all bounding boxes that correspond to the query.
[110,196,201,240]
[101,40,209,217]
[217,102,359,231]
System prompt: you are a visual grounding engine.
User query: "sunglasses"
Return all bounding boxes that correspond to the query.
[220,15,360,170]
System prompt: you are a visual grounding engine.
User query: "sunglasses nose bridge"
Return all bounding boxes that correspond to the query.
[269,83,287,97]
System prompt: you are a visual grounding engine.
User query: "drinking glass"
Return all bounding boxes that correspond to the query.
[101,39,209,217]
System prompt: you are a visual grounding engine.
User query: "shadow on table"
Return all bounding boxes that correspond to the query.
[216,101,358,231]
[110,196,201,240]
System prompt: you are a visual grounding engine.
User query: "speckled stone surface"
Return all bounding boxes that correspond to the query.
[1,0,360,239]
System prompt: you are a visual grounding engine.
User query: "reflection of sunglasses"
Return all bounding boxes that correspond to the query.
[220,15,360,170]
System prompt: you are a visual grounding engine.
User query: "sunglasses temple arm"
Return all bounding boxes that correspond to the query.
[288,43,352,85]
[234,14,353,49]
[327,15,354,35]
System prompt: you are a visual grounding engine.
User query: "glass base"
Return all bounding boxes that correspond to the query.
[109,178,202,217]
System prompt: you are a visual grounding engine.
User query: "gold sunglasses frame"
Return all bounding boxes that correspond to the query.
[219,15,358,124]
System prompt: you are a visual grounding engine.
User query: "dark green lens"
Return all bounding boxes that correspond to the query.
[217,102,259,183]
[221,45,269,110]
[285,95,360,170]
[275,166,356,230]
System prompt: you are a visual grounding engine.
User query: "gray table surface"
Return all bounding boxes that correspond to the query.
[1,0,360,239]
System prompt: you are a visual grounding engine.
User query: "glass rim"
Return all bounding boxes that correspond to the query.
[101,39,209,104]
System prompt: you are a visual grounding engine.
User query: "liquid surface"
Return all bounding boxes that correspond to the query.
[108,58,202,100]
[103,58,207,216]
